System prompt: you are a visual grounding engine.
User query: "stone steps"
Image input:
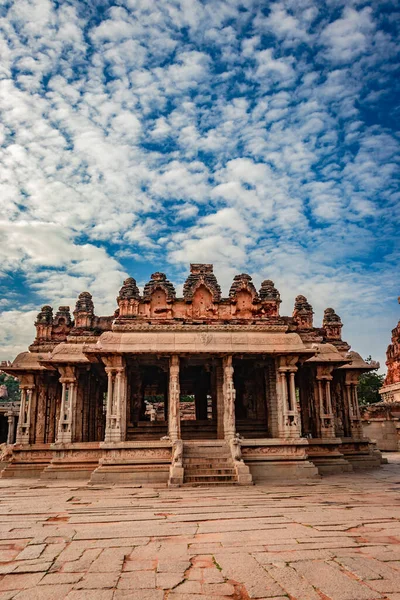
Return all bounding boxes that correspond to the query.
[183,475,237,485]
[183,458,231,466]
[236,420,269,439]
[126,422,168,441]
[182,441,238,486]
[184,467,236,476]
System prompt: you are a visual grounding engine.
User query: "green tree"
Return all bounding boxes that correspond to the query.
[0,372,20,403]
[357,356,385,406]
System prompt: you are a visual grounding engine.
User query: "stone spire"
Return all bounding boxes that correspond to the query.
[51,306,72,341]
[323,308,343,341]
[183,264,221,302]
[73,292,95,329]
[384,297,400,387]
[53,306,72,328]
[34,306,53,341]
[258,280,281,317]
[229,274,259,301]
[117,277,140,318]
[117,277,140,301]
[293,295,313,329]
[143,272,176,302]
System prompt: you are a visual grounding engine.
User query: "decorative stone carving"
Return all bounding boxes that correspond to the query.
[117,277,140,318]
[315,365,335,439]
[143,272,176,302]
[168,355,181,442]
[183,264,221,303]
[118,277,140,300]
[223,355,236,440]
[293,295,313,329]
[381,299,400,402]
[276,355,301,438]
[172,439,183,466]
[142,273,176,319]
[229,274,259,301]
[102,356,127,443]
[323,308,343,341]
[16,374,35,444]
[73,292,95,329]
[2,261,382,484]
[52,307,72,342]
[168,438,184,486]
[229,434,243,463]
[258,280,281,317]
[229,274,258,318]
[35,306,53,342]
[56,365,77,444]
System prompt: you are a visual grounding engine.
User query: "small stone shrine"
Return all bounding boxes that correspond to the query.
[1,264,381,485]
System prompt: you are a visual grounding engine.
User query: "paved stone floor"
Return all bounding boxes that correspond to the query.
[1,455,400,599]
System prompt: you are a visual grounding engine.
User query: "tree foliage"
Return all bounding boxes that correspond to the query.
[357,357,385,406]
[0,372,20,403]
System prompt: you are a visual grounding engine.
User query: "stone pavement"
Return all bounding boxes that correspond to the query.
[1,455,400,599]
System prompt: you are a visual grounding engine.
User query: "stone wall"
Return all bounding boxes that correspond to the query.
[361,402,400,451]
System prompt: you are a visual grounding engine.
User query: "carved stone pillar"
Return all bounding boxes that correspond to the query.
[223,355,236,441]
[216,360,224,439]
[130,364,142,424]
[104,359,127,443]
[16,376,35,444]
[56,366,77,444]
[316,366,335,438]
[35,381,47,444]
[276,356,301,438]
[345,372,363,439]
[7,413,16,444]
[168,355,181,442]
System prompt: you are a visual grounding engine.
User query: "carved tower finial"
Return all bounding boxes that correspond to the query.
[34,305,53,342]
[52,306,72,341]
[143,272,176,302]
[384,299,400,387]
[229,274,259,301]
[258,280,281,317]
[293,295,313,329]
[183,264,221,302]
[73,292,95,329]
[117,277,140,318]
[323,308,343,341]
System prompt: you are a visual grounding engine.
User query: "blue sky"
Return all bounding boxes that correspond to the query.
[0,0,399,372]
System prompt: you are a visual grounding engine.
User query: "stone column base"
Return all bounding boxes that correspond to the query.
[341,439,382,470]
[235,462,253,485]
[168,465,184,487]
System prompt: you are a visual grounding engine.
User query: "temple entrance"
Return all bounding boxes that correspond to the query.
[234,358,270,438]
[179,358,217,439]
[126,357,168,440]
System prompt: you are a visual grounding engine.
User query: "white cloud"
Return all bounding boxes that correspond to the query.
[320,7,375,63]
[0,0,398,373]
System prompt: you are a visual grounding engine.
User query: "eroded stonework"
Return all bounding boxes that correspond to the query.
[2,263,381,484]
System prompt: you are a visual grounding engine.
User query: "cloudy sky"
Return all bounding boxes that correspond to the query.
[0,0,399,370]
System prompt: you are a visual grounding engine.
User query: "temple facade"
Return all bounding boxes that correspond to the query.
[362,298,400,451]
[380,298,400,404]
[2,264,381,485]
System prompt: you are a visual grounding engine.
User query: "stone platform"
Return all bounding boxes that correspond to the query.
[0,454,399,599]
[1,437,382,486]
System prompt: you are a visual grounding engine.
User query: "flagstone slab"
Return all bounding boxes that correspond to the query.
[0,453,400,599]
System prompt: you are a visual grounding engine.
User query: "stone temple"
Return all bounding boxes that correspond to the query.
[2,264,381,485]
[362,297,400,451]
